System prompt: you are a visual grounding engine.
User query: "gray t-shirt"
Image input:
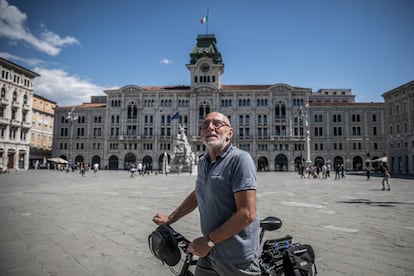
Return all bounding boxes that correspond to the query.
[196,144,260,263]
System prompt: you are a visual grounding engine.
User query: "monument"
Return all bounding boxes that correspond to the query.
[169,125,195,174]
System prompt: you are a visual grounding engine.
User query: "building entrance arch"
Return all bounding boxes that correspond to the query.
[333,156,344,170]
[353,156,363,171]
[143,155,153,171]
[108,155,119,170]
[314,156,325,168]
[124,152,136,169]
[75,155,84,164]
[91,155,101,167]
[257,156,268,171]
[274,154,288,171]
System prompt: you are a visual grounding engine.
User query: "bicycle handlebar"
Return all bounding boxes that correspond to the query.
[168,216,283,253]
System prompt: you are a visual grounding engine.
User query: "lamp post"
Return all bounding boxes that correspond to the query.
[294,106,305,170]
[295,102,311,168]
[304,102,311,165]
[67,108,79,170]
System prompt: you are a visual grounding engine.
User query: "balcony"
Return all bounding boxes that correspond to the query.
[0,117,9,124]
[0,98,8,105]
[21,121,31,128]
[159,136,172,141]
[10,119,21,127]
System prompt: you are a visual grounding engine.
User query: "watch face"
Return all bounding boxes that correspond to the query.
[200,63,210,73]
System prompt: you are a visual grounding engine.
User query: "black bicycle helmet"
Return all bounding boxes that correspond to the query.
[148,224,181,266]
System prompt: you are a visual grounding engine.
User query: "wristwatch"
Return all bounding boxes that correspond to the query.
[206,234,215,248]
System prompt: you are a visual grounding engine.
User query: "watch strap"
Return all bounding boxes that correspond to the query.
[206,234,215,247]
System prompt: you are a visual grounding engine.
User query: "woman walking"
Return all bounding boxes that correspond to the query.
[381,164,390,191]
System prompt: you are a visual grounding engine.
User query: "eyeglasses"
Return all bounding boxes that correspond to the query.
[200,119,230,130]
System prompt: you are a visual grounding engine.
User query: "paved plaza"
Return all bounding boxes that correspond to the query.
[0,169,413,276]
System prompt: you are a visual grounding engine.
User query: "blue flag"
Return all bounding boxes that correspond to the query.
[169,111,180,122]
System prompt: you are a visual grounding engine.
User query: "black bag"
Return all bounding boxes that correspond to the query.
[148,224,181,266]
[283,243,317,276]
[260,235,292,276]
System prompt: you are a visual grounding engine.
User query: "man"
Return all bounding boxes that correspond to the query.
[152,112,260,275]
[381,164,391,191]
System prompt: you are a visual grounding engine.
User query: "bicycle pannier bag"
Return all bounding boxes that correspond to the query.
[283,243,316,276]
[148,224,181,266]
[260,235,292,275]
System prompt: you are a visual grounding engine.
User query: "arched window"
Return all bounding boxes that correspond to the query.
[199,101,210,120]
[127,106,132,119]
[275,101,286,119]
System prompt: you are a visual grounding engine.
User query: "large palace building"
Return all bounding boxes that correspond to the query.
[50,34,412,174]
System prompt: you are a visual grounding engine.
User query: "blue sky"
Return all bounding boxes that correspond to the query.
[1,0,413,106]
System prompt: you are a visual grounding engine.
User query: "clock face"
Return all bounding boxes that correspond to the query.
[200,63,210,73]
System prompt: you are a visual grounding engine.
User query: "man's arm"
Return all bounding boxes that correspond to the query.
[188,189,256,257]
[152,190,198,225]
[208,189,257,243]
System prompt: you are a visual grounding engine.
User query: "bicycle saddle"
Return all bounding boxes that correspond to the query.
[260,216,283,231]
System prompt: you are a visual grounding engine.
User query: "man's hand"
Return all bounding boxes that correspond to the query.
[188,236,212,257]
[152,213,169,225]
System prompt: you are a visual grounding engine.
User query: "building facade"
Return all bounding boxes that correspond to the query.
[0,57,39,171]
[382,81,414,174]
[29,94,57,168]
[51,34,388,172]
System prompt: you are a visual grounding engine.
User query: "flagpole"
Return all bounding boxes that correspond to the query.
[206,8,209,35]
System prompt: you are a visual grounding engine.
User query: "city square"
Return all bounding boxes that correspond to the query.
[0,170,413,275]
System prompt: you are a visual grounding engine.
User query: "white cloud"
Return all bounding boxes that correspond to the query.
[0,0,79,56]
[0,52,45,66]
[33,67,113,106]
[160,58,172,65]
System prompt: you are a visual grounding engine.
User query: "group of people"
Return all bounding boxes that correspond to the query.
[129,162,146,178]
[63,162,99,177]
[299,163,339,179]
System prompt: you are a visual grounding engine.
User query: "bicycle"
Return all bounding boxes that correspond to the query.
[148,216,313,276]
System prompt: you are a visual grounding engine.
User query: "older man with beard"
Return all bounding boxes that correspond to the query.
[153,112,260,276]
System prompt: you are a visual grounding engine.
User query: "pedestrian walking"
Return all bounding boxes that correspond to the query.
[381,164,391,191]
[129,163,136,178]
[299,163,305,179]
[326,163,331,178]
[80,162,85,177]
[93,163,99,177]
[335,164,341,180]
[364,165,371,181]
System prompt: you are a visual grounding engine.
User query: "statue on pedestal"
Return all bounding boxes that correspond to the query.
[170,125,194,173]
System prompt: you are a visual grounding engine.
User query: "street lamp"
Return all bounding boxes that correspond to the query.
[294,106,305,169]
[304,102,311,165]
[67,107,79,169]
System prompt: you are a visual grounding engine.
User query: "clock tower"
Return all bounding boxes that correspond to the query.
[186,34,224,91]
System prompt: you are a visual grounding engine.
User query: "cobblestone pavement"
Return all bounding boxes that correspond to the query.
[0,170,413,276]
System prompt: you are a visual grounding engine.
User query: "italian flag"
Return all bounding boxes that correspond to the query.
[200,16,208,24]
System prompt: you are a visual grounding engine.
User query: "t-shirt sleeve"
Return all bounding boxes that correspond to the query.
[231,151,257,192]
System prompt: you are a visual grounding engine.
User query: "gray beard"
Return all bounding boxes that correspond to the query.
[205,139,224,151]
